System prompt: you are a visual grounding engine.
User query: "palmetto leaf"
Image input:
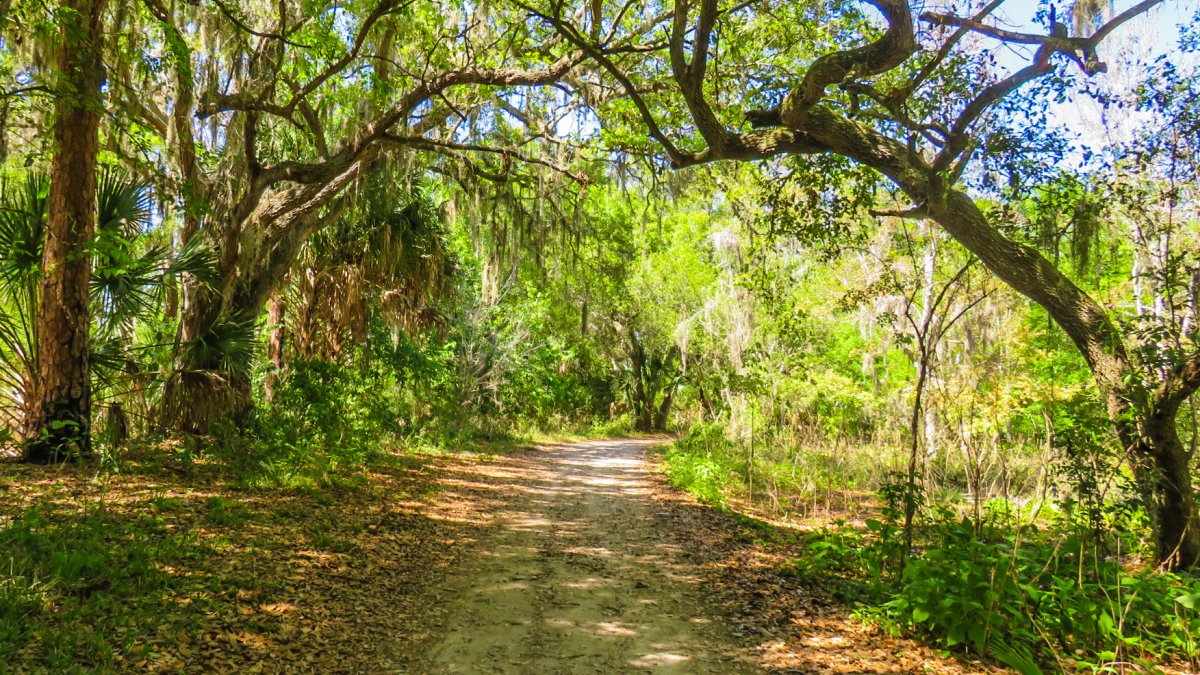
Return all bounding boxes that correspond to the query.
[167,236,219,289]
[0,173,47,410]
[90,173,162,335]
[0,169,210,412]
[96,169,153,237]
[90,332,141,395]
[182,309,259,375]
[92,243,169,332]
[0,173,47,298]
[988,641,1044,675]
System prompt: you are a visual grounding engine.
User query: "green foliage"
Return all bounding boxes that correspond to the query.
[0,169,218,434]
[757,155,880,260]
[663,423,737,506]
[244,356,404,488]
[786,480,1200,671]
[204,496,252,527]
[2,5,1198,668]
[878,520,1200,670]
[0,502,208,669]
[182,310,258,375]
[785,524,878,599]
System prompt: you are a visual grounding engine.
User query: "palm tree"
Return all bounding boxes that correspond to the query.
[0,170,214,458]
[0,173,49,437]
[282,176,455,364]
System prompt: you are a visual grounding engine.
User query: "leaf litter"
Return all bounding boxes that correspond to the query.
[2,439,1002,673]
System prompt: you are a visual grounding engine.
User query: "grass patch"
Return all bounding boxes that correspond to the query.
[0,439,456,672]
[0,499,217,671]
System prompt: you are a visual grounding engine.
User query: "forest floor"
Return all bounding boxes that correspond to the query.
[394,438,998,674]
[0,438,1001,673]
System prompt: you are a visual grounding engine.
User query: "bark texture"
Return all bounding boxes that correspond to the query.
[24,0,109,463]
[263,293,286,404]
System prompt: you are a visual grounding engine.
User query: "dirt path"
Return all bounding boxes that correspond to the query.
[407,438,759,674]
[2,438,993,673]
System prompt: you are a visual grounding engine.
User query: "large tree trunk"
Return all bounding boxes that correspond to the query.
[629,328,652,431]
[1120,403,1200,569]
[263,293,286,404]
[161,197,351,434]
[23,0,108,463]
[1148,434,1200,569]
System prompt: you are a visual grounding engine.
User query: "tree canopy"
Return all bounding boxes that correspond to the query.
[2,0,1200,671]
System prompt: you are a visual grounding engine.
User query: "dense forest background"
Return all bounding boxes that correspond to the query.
[3,0,1200,671]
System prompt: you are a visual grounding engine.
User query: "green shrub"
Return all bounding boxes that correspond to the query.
[876,518,1200,670]
[792,500,1200,671]
[243,357,405,487]
[662,423,737,506]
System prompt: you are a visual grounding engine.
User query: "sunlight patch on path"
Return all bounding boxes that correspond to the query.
[406,438,758,674]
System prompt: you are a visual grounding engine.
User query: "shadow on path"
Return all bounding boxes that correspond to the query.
[405,438,759,674]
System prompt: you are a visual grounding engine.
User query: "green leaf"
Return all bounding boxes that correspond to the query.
[968,624,985,651]
[990,641,1044,675]
[1176,592,1200,610]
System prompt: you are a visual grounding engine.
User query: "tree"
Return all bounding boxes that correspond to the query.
[0,170,214,451]
[108,0,586,431]
[530,0,1200,568]
[23,0,109,462]
[622,324,680,431]
[867,220,991,556]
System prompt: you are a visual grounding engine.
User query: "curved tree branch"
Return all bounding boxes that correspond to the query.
[779,0,916,126]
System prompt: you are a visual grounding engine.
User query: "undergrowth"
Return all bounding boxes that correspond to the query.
[0,500,219,671]
[1,353,638,670]
[661,428,1200,673]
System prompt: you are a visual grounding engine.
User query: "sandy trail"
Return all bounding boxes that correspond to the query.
[411,438,758,674]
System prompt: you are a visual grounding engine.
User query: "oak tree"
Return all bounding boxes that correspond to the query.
[532,0,1200,568]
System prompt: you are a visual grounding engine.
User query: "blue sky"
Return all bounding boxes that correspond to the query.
[977,0,1198,147]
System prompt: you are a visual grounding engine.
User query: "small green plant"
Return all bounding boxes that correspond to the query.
[785,522,883,601]
[662,424,736,506]
[204,496,252,527]
[797,504,1200,671]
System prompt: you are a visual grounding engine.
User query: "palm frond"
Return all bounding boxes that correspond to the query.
[182,309,259,375]
[96,260,167,333]
[96,169,153,237]
[167,236,219,289]
[285,173,457,359]
[0,173,47,298]
[89,173,163,334]
[90,332,141,396]
[989,641,1044,675]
